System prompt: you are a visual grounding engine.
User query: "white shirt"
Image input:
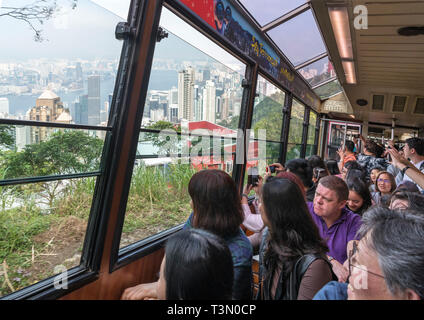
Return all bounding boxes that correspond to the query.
[403,160,424,192]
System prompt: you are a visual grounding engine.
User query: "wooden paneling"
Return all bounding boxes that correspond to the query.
[60,249,164,300]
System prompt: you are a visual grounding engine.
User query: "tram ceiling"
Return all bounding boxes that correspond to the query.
[310,0,424,129]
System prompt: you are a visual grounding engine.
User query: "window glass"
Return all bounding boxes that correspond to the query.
[0,176,95,297]
[0,0,131,297]
[0,125,104,180]
[267,10,326,66]
[0,0,126,126]
[288,99,304,144]
[314,79,342,99]
[119,9,246,249]
[286,99,304,161]
[239,0,307,26]
[306,111,317,157]
[251,75,284,142]
[299,57,336,87]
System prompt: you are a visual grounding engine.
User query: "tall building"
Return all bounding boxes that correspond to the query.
[76,62,83,80]
[74,94,88,124]
[15,125,31,151]
[0,97,9,116]
[202,80,216,123]
[178,67,195,121]
[29,90,65,143]
[88,75,101,125]
[193,85,202,121]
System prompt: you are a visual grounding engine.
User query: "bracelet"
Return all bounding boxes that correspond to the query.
[242,194,249,199]
[401,166,410,175]
[327,256,334,262]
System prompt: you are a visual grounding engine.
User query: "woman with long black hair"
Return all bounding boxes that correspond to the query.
[257,177,334,300]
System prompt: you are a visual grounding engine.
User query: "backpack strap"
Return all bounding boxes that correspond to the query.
[286,254,336,300]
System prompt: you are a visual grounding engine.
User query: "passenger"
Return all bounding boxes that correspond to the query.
[397,138,424,192]
[307,155,330,176]
[356,136,388,176]
[127,228,234,300]
[389,190,424,212]
[369,165,384,193]
[314,207,424,300]
[285,158,315,202]
[336,140,357,173]
[345,168,367,185]
[341,160,365,182]
[312,167,329,185]
[372,171,396,206]
[241,175,263,233]
[325,159,341,176]
[346,177,372,216]
[393,180,420,194]
[307,175,362,282]
[121,169,253,300]
[387,146,424,191]
[257,177,334,300]
[246,171,306,251]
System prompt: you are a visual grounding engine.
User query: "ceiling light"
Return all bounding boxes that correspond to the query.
[328,7,353,59]
[342,61,356,84]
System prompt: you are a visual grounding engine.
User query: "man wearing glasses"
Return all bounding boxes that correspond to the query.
[314,207,424,300]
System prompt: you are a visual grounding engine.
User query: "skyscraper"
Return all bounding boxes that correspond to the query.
[88,75,101,125]
[74,94,88,125]
[203,80,216,123]
[0,97,9,115]
[178,67,195,121]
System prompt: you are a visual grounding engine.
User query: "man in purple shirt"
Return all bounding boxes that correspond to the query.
[307,175,362,282]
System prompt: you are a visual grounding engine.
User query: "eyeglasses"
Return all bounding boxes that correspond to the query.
[377,179,391,184]
[348,241,385,280]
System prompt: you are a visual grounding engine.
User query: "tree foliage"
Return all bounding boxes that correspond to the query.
[1,130,103,179]
[0,125,14,149]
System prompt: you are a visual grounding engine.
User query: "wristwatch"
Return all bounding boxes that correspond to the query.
[327,256,335,262]
[401,166,410,175]
[242,193,249,199]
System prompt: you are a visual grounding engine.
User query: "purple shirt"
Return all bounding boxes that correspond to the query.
[307,202,362,264]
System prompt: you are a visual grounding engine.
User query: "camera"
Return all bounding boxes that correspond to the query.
[269,165,276,174]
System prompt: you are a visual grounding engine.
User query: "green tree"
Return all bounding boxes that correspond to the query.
[0,125,14,150]
[143,121,181,156]
[1,130,103,208]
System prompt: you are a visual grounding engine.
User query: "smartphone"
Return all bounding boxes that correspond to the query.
[247,174,259,186]
[269,165,276,174]
[247,167,259,186]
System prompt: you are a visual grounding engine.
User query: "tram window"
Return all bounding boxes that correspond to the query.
[118,9,246,249]
[299,57,336,88]
[305,111,317,157]
[242,75,284,187]
[286,99,305,161]
[0,176,96,296]
[0,125,104,180]
[0,0,130,297]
